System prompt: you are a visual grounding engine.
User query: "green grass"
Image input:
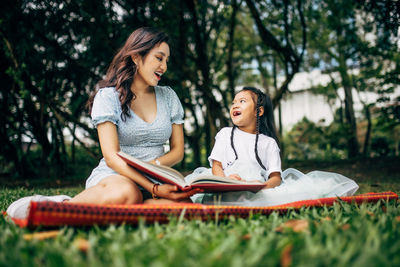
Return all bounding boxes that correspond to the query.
[0,187,84,212]
[0,184,399,266]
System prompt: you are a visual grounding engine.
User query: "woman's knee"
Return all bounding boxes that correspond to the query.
[119,183,143,204]
[178,198,193,203]
[97,176,143,204]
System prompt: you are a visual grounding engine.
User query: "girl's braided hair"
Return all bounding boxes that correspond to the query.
[230,87,279,170]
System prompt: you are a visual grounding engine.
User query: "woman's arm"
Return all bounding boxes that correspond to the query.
[147,123,203,198]
[149,124,184,167]
[97,122,155,192]
[99,122,199,199]
[263,172,281,188]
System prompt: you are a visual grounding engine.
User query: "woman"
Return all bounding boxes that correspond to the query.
[7,27,201,219]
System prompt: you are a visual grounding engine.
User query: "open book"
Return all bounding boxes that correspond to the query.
[117,151,265,193]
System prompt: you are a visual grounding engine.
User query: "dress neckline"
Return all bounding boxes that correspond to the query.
[129,86,159,125]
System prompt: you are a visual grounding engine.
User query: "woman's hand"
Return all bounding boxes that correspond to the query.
[155,184,203,201]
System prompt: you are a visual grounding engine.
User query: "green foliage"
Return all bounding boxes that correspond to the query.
[0,143,99,182]
[283,106,400,160]
[0,186,399,266]
[0,187,83,212]
[283,118,347,160]
[369,115,400,157]
[0,0,399,179]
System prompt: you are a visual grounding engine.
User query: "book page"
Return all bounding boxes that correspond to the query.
[117,151,187,187]
[190,175,262,185]
[148,164,186,182]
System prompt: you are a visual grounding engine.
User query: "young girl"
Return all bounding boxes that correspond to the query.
[7,27,201,219]
[187,87,358,206]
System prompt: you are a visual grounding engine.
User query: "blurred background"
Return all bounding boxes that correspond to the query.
[0,0,399,186]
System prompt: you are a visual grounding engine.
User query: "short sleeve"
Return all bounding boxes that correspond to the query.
[166,87,184,124]
[208,128,229,167]
[91,87,120,127]
[265,140,282,178]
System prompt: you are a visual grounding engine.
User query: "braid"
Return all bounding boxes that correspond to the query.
[254,95,266,170]
[230,126,238,161]
[231,86,278,170]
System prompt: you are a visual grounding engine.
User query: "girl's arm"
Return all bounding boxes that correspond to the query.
[212,160,242,180]
[149,124,184,167]
[263,172,281,188]
[211,160,225,177]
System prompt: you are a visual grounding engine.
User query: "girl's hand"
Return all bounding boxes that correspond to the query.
[155,184,203,201]
[263,173,282,189]
[228,174,243,181]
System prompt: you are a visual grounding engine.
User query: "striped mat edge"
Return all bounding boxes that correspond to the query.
[10,191,398,228]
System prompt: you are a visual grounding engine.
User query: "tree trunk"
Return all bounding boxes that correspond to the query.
[245,0,306,109]
[71,124,76,163]
[226,0,239,104]
[338,54,359,157]
[186,0,229,157]
[363,104,372,157]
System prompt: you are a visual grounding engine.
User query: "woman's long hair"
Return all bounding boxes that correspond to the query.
[87,27,170,121]
[230,87,279,170]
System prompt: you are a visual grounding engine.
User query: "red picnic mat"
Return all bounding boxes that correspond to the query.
[10,192,398,228]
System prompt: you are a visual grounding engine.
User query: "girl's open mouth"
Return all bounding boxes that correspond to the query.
[233,111,241,116]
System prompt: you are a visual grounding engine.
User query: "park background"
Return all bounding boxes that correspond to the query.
[1,0,399,188]
[1,1,400,266]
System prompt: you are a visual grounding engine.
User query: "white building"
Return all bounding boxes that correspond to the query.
[275,69,400,132]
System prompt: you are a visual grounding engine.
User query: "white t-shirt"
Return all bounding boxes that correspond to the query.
[208,127,282,179]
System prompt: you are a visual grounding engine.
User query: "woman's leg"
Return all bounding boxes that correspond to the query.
[143,198,192,204]
[69,175,143,205]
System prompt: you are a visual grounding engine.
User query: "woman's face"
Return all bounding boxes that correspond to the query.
[135,42,170,87]
[230,90,259,132]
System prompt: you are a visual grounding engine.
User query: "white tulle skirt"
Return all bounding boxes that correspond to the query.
[189,168,359,207]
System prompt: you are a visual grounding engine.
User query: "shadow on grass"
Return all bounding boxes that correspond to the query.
[284,156,400,184]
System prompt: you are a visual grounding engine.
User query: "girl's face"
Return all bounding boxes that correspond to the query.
[134,42,170,87]
[230,90,260,133]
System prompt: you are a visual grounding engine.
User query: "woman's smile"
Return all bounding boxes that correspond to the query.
[154,71,163,81]
[134,42,170,88]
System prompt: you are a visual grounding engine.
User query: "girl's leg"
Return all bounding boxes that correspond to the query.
[69,175,143,205]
